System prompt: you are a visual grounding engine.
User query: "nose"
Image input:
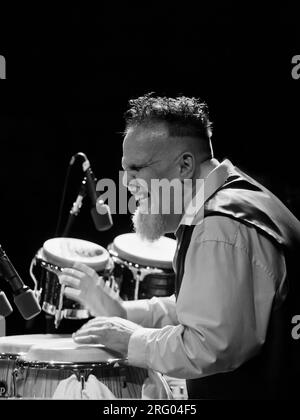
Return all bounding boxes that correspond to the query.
[123,172,143,197]
[122,170,137,188]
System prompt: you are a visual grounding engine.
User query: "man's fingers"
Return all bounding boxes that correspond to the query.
[97,276,106,289]
[73,335,102,345]
[79,317,110,330]
[59,275,81,289]
[74,325,109,338]
[61,268,85,280]
[64,287,83,303]
[72,262,97,278]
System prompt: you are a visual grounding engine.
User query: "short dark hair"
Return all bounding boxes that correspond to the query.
[124,93,213,143]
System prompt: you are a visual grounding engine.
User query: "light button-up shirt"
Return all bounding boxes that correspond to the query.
[124,160,287,379]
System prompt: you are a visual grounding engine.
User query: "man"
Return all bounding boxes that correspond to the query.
[60,94,300,399]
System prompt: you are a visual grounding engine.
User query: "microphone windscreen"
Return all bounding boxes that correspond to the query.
[91,205,113,231]
[0,291,13,317]
[14,289,41,320]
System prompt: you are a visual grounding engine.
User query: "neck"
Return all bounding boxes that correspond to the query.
[196,157,220,180]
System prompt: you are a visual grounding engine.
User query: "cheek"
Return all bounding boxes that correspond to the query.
[137,169,156,191]
[160,163,180,180]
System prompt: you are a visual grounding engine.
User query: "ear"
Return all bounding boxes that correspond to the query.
[178,152,196,180]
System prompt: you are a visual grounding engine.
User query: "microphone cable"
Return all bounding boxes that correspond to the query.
[54,156,75,237]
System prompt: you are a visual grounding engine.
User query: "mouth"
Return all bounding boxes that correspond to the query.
[134,192,150,206]
[128,185,150,205]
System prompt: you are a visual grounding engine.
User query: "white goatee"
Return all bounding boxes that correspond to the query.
[132,207,166,242]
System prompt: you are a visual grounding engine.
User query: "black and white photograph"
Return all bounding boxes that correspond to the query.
[0,3,300,407]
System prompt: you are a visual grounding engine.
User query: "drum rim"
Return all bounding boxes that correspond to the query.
[109,249,173,273]
[16,357,128,370]
[41,301,91,320]
[61,308,90,320]
[42,237,110,271]
[35,255,113,275]
[110,234,176,270]
[0,352,26,360]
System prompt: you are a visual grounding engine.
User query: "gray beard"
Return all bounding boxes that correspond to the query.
[132,208,166,242]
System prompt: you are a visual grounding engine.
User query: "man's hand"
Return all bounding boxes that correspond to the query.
[59,262,127,318]
[72,316,141,356]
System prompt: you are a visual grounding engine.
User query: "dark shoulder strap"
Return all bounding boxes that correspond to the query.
[174,225,195,299]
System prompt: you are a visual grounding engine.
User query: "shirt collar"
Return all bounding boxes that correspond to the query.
[175,159,236,236]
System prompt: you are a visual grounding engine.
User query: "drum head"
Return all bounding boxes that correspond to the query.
[112,233,176,269]
[0,334,69,355]
[22,336,121,363]
[42,237,109,271]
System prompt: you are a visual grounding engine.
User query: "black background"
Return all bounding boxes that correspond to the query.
[0,3,299,335]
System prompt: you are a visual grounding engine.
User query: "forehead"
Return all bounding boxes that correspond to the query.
[122,123,170,164]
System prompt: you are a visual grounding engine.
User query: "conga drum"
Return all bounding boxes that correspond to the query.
[31,237,114,328]
[0,334,68,398]
[108,233,177,300]
[13,335,172,399]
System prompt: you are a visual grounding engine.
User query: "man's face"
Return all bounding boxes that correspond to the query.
[122,123,181,241]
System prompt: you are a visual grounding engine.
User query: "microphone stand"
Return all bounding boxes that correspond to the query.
[62,177,87,237]
[0,313,5,336]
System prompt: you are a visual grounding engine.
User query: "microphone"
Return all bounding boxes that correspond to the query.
[0,290,13,317]
[0,245,41,320]
[71,152,113,231]
[84,161,113,232]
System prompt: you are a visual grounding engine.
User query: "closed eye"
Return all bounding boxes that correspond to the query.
[132,165,145,171]
[124,164,146,172]
[122,158,145,172]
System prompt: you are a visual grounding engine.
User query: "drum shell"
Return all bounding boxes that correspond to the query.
[34,255,114,319]
[14,362,148,398]
[107,234,176,301]
[0,354,19,397]
[110,251,175,300]
[14,361,172,399]
[1,334,60,397]
[2,334,172,399]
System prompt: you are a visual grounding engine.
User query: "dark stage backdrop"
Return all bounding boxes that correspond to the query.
[0,4,299,335]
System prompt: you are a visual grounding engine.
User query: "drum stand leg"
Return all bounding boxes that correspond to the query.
[80,374,85,391]
[134,272,141,300]
[74,369,92,392]
[54,286,65,329]
[12,366,23,398]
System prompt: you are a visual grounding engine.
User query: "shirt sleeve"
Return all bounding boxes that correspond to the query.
[123,295,178,328]
[128,221,286,379]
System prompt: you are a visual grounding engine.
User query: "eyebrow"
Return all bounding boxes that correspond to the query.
[122,158,160,171]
